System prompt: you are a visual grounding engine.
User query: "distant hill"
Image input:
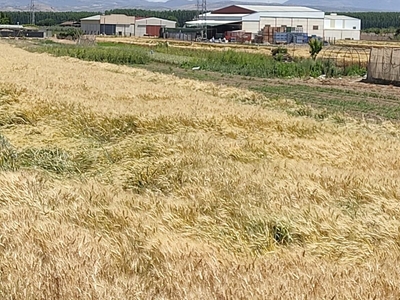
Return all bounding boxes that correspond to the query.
[0,0,398,11]
[284,0,399,12]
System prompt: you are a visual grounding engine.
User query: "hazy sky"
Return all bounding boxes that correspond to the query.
[147,0,287,2]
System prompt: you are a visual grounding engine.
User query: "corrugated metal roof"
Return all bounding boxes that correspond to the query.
[0,25,23,29]
[136,17,176,24]
[242,10,325,21]
[325,14,359,21]
[101,14,135,24]
[81,15,101,21]
[204,13,249,17]
[236,5,322,12]
[186,20,241,26]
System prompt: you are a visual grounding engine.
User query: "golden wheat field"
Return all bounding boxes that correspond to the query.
[2,40,400,299]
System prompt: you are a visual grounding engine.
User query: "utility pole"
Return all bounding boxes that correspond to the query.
[30,0,35,25]
[202,0,207,39]
[196,0,207,39]
[196,0,200,20]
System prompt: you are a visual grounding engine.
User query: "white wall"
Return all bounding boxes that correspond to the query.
[259,17,324,37]
[344,19,361,30]
[115,24,135,36]
[81,20,100,35]
[136,18,176,28]
[324,17,360,30]
[324,30,360,40]
[135,25,147,37]
[324,17,361,40]
[134,18,176,37]
[242,21,260,34]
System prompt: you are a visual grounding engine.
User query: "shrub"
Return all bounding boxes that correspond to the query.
[309,38,323,60]
[37,44,150,65]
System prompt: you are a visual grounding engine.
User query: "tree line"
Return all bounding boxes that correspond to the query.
[104,9,198,27]
[0,12,98,26]
[0,10,197,27]
[342,12,400,30]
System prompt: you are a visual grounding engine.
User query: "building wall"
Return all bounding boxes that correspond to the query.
[115,24,135,36]
[258,17,324,37]
[324,30,360,41]
[324,18,360,30]
[135,25,147,37]
[344,19,360,30]
[324,17,361,40]
[100,24,115,35]
[101,15,136,25]
[242,21,260,34]
[135,25,161,37]
[81,20,100,35]
[135,18,176,36]
[136,18,176,27]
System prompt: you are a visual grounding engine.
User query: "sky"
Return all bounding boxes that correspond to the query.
[147,0,287,2]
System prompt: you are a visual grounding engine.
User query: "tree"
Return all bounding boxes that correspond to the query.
[0,12,10,24]
[167,15,179,23]
[309,38,323,60]
[36,18,56,26]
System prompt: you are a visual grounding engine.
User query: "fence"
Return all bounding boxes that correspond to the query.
[361,33,393,41]
[318,46,370,70]
[77,35,96,46]
[367,48,400,84]
[165,32,197,41]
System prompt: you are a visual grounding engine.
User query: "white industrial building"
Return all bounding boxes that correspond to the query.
[135,17,177,37]
[80,14,176,37]
[187,5,361,41]
[241,6,325,38]
[324,13,361,41]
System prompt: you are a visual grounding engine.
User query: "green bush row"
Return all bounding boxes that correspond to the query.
[179,49,366,78]
[39,45,150,65]
[145,43,367,78]
[38,42,366,78]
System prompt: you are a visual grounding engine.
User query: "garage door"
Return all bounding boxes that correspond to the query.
[146,25,161,37]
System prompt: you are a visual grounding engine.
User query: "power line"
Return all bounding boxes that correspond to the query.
[196,0,207,39]
[30,0,35,25]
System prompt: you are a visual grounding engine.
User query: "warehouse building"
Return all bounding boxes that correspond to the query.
[324,13,361,41]
[0,24,48,38]
[80,14,176,37]
[135,17,177,37]
[240,6,324,38]
[187,5,361,42]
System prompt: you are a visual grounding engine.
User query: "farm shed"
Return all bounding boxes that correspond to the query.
[367,48,400,85]
[0,24,23,37]
[60,21,81,27]
[80,15,102,35]
[135,18,176,37]
[0,25,48,38]
[241,6,324,39]
[186,19,242,40]
[80,14,175,37]
[187,5,361,42]
[81,14,136,36]
[324,14,361,42]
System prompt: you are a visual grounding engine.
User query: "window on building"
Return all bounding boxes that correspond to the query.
[353,26,357,29]
[313,25,319,30]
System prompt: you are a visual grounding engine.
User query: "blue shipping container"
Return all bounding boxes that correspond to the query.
[295,36,303,43]
[274,32,288,43]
